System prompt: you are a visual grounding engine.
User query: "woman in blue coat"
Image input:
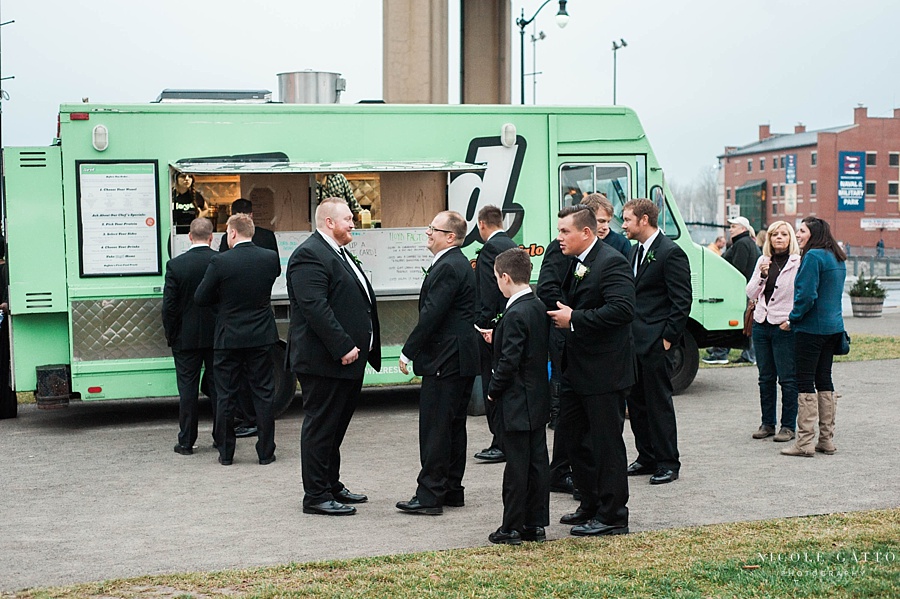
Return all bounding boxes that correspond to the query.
[779,217,846,457]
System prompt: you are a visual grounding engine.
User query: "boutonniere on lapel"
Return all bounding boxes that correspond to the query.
[645,250,656,264]
[346,250,363,268]
[491,312,503,325]
[422,266,430,278]
[574,262,590,283]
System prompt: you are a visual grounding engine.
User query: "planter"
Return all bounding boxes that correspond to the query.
[850,296,884,318]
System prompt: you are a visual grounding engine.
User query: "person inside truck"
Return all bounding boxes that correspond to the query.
[315,173,362,216]
[172,173,208,235]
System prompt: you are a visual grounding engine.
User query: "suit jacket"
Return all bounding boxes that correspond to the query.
[219,225,278,254]
[628,233,693,356]
[487,292,551,432]
[162,246,217,350]
[402,246,480,377]
[536,239,567,312]
[475,231,518,328]
[193,242,280,350]
[285,231,381,379]
[602,229,632,257]
[561,240,636,394]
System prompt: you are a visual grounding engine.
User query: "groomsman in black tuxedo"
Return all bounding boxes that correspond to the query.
[194,213,281,466]
[397,211,480,515]
[547,205,635,537]
[287,198,381,517]
[473,205,518,464]
[163,218,218,455]
[621,199,692,485]
[483,248,551,545]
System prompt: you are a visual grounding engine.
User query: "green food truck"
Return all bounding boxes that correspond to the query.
[1,100,747,416]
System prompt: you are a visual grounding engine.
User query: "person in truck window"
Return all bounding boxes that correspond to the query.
[172,173,208,235]
[315,173,362,215]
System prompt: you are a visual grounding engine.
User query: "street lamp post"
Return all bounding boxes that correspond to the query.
[516,0,569,105]
[529,29,546,104]
[612,38,627,105]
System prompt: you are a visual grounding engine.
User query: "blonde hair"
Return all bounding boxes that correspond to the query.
[762,220,800,257]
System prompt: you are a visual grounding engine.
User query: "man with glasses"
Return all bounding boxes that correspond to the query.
[396,211,480,515]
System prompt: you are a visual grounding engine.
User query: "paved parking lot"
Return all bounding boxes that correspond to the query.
[1,310,898,592]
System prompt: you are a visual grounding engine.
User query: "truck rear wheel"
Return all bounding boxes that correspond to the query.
[271,343,298,419]
[671,329,699,396]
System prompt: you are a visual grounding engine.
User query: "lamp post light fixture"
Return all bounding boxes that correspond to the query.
[529,29,546,104]
[516,0,569,105]
[612,38,627,105]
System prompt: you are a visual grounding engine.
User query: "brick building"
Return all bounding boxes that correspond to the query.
[718,106,900,252]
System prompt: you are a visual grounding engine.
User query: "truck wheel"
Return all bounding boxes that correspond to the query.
[671,329,699,396]
[271,343,298,419]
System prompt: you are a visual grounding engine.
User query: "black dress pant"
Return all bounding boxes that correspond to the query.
[416,373,475,506]
[173,348,217,448]
[298,373,364,506]
[214,345,276,462]
[558,378,629,527]
[501,427,550,532]
[479,339,503,451]
[629,340,680,472]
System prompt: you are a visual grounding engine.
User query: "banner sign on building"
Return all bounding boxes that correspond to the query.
[837,151,865,212]
[785,154,797,185]
[783,183,797,215]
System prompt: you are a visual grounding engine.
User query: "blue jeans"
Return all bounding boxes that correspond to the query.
[752,321,798,430]
[794,331,841,394]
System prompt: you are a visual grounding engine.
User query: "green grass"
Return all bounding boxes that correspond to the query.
[699,333,900,369]
[12,509,900,598]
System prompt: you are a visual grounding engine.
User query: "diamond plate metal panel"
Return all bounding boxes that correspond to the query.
[72,298,170,362]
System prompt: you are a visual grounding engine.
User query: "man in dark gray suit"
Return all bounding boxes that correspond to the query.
[397,211,480,515]
[163,218,218,455]
[286,198,381,517]
[195,213,281,466]
[622,199,692,485]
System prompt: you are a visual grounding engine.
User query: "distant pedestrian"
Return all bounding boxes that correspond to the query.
[707,235,726,256]
[876,238,885,258]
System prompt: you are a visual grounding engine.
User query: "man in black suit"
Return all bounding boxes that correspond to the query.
[396,210,480,515]
[194,213,281,466]
[547,205,635,537]
[473,205,518,464]
[162,218,218,455]
[287,198,381,517]
[218,198,279,439]
[483,248,551,545]
[621,199,692,485]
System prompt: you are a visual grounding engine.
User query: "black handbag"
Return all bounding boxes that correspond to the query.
[834,331,851,356]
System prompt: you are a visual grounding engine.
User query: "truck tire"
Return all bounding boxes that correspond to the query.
[671,329,699,396]
[271,343,298,419]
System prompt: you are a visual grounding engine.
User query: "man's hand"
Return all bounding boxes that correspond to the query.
[399,358,409,375]
[663,339,672,351]
[480,329,493,344]
[341,347,360,365]
[547,301,573,329]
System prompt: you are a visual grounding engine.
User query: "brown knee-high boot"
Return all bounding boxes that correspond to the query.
[781,392,817,457]
[815,391,837,454]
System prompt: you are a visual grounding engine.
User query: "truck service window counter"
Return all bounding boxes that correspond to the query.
[1,102,748,416]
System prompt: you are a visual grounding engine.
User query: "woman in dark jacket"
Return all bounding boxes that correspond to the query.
[779,217,846,457]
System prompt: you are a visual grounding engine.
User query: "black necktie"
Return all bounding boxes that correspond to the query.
[339,247,348,262]
[635,245,644,274]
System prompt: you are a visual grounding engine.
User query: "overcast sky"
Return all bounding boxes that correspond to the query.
[2,1,899,185]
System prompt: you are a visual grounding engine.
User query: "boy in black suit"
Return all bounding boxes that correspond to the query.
[481,248,551,545]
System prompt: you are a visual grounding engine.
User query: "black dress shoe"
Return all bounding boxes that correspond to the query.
[626,461,656,476]
[303,500,356,516]
[570,519,629,537]
[334,488,368,504]
[218,455,233,466]
[234,425,258,438]
[488,528,522,545]
[649,468,679,485]
[474,447,506,463]
[396,496,443,515]
[559,508,593,525]
[549,474,575,494]
[173,444,193,455]
[259,455,276,465]
[521,525,547,542]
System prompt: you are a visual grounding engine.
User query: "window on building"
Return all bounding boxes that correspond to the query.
[747,159,752,173]
[771,183,777,197]
[760,158,765,171]
[811,181,817,196]
[772,202,778,216]
[780,156,785,168]
[811,151,817,166]
[866,181,876,195]
[866,152,877,166]
[890,153,899,167]
[780,184,785,196]
[889,182,898,196]
[726,188,731,200]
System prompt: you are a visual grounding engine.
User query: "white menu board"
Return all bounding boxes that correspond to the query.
[77,162,161,276]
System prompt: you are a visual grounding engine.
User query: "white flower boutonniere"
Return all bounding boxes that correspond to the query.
[574,262,590,282]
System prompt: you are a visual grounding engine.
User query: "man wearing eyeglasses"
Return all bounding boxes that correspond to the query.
[396,211,480,515]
